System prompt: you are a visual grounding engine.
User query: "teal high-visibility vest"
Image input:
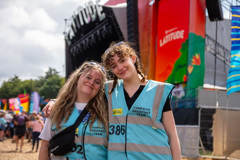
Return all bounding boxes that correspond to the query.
[52,106,107,160]
[105,80,174,160]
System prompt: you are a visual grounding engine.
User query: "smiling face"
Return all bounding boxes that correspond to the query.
[76,69,103,103]
[110,54,136,80]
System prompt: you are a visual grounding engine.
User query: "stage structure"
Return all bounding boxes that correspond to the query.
[63,0,240,157]
[64,0,125,77]
[64,0,232,101]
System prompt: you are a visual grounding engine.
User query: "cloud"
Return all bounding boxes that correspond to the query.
[0,0,86,87]
[0,5,30,28]
[0,0,92,87]
[30,8,58,32]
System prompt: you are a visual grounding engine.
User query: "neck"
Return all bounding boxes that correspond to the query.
[123,74,142,89]
[76,94,91,103]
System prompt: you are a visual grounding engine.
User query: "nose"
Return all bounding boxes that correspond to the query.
[88,79,94,85]
[117,63,123,70]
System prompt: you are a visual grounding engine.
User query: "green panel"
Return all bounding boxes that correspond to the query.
[166,39,188,84]
[186,33,205,98]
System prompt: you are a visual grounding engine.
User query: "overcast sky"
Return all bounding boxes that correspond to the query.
[0,0,233,87]
[0,0,91,87]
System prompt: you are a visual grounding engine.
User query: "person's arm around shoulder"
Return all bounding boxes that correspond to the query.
[39,140,50,160]
[162,110,181,160]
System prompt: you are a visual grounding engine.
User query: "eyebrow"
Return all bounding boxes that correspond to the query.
[89,72,102,81]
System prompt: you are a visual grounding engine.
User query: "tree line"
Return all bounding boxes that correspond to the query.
[0,68,65,100]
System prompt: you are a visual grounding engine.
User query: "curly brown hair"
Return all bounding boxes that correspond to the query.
[50,61,108,133]
[101,41,146,93]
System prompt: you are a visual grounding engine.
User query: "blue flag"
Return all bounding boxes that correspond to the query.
[227,6,240,95]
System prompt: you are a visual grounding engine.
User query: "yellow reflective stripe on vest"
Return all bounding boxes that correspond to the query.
[109,143,171,155]
[74,135,107,145]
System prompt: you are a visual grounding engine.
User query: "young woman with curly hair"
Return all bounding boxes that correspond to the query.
[102,41,180,160]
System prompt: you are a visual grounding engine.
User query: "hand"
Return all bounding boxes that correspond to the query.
[42,100,55,118]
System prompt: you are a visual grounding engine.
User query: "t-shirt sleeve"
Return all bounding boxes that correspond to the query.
[39,118,55,141]
[162,97,172,112]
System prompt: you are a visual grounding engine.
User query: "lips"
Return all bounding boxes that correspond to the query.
[85,84,93,90]
[119,69,127,76]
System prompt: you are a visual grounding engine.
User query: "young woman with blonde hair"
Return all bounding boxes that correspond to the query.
[39,61,108,160]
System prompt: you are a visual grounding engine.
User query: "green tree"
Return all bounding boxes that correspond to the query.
[0,68,65,99]
[38,68,65,99]
[39,75,64,99]
[0,75,21,99]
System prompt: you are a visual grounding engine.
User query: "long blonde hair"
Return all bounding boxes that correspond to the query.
[50,61,108,132]
[101,41,146,93]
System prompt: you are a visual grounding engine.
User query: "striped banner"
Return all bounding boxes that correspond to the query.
[227,6,240,95]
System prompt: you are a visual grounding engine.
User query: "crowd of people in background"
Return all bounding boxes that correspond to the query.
[0,109,45,152]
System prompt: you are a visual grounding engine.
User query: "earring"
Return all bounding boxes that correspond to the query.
[132,55,136,62]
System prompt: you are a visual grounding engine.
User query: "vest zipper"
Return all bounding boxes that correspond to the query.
[125,114,128,158]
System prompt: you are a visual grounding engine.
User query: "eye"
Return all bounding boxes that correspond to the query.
[111,65,116,69]
[95,80,101,85]
[86,76,91,80]
[120,59,125,63]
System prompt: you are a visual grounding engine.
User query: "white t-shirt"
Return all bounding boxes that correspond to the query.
[39,102,88,160]
[75,102,87,111]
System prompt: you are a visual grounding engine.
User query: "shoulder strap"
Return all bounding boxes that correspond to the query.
[72,107,88,129]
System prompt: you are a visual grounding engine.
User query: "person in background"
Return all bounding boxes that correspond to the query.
[101,41,181,160]
[39,61,108,160]
[4,112,13,138]
[0,112,7,141]
[14,110,29,152]
[30,115,44,152]
[38,112,45,123]
[27,111,37,143]
[12,113,18,143]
